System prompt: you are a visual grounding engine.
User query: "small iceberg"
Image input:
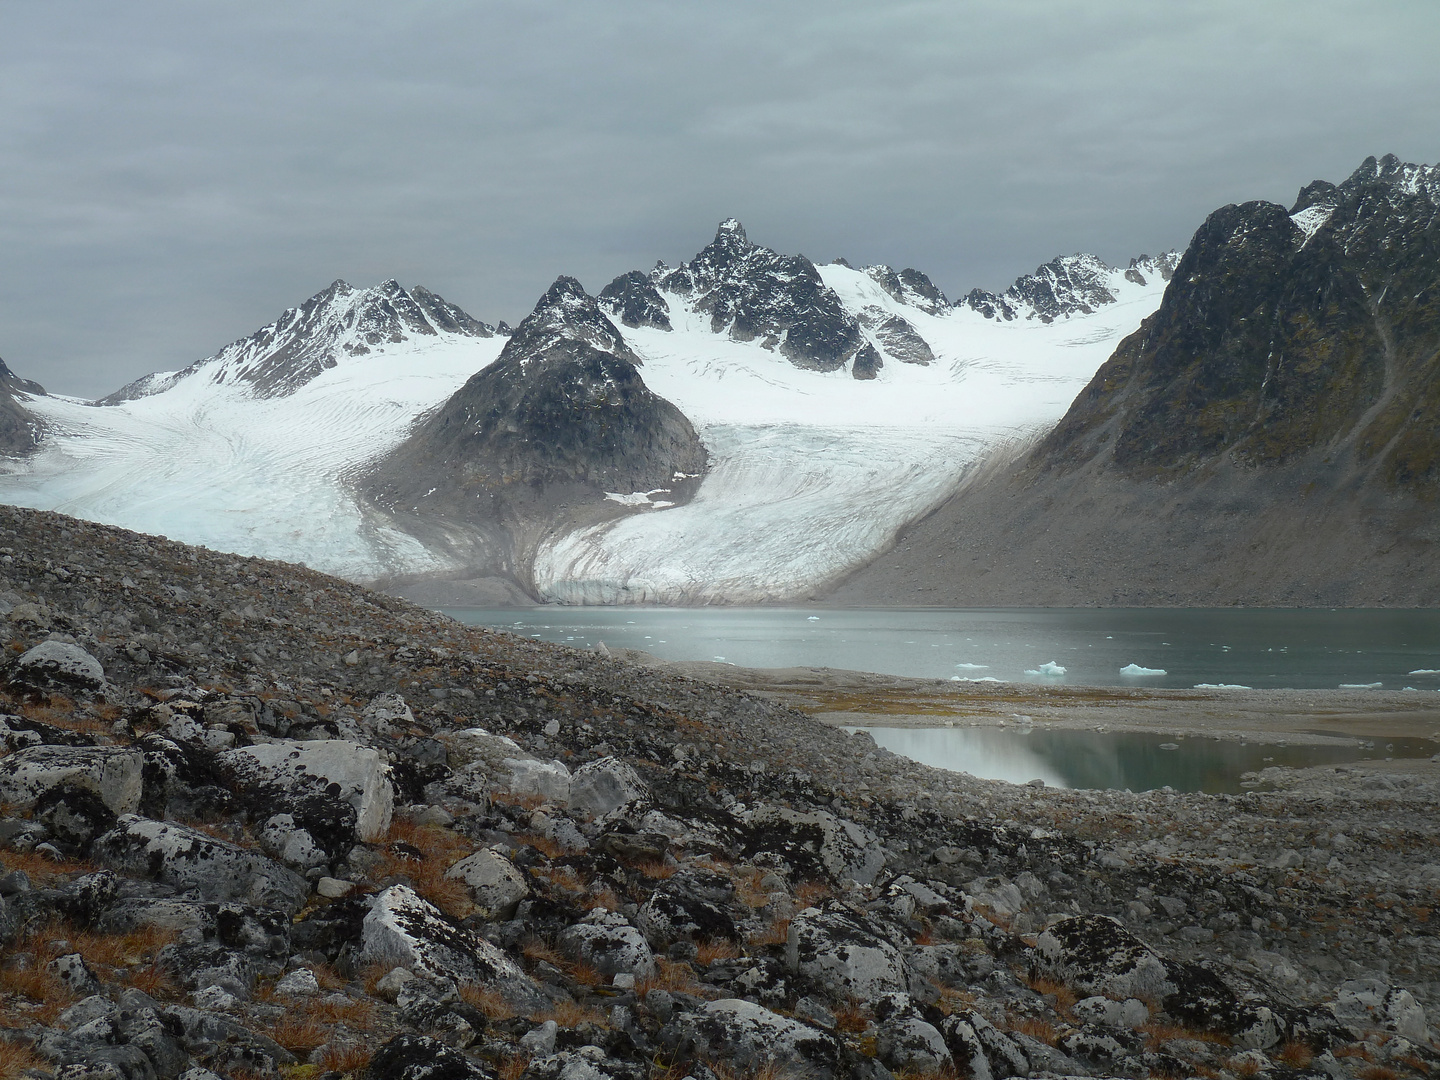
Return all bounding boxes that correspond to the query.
[950,676,1004,683]
[1340,682,1382,689]
[1408,668,1440,675]
[955,663,989,670]
[1159,743,1180,750]
[1025,661,1067,676]
[1120,664,1167,676]
[1194,683,1252,690]
[807,615,819,621]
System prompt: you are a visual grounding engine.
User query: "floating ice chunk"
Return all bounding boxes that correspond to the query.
[1408,668,1440,675]
[955,663,989,670]
[950,676,1004,683]
[1024,661,1066,676]
[807,616,819,620]
[1194,683,1251,690]
[1159,743,1180,750]
[1340,682,1382,689]
[1120,664,1166,676]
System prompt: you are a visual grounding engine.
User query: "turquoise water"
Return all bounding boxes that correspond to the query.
[446,607,1440,692]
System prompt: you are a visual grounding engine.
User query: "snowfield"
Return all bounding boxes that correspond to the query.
[532,264,1169,603]
[0,336,502,579]
[0,260,1169,602]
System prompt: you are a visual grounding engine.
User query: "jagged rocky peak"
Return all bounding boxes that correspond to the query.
[658,219,870,374]
[101,279,495,404]
[962,253,1127,323]
[863,265,950,315]
[0,357,45,398]
[598,270,672,331]
[1038,153,1440,489]
[505,276,640,365]
[367,272,704,522]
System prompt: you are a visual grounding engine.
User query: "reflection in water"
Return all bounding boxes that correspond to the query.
[861,727,1439,794]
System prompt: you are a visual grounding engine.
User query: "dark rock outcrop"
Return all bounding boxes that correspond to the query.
[826,154,1440,606]
[366,276,705,595]
[0,355,44,454]
[599,270,673,331]
[661,219,870,371]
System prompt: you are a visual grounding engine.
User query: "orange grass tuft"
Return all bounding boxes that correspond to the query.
[1275,1042,1314,1068]
[695,939,742,964]
[0,1040,47,1080]
[458,983,518,1021]
[316,1043,373,1076]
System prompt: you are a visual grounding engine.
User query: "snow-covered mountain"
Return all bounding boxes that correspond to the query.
[0,225,1175,603]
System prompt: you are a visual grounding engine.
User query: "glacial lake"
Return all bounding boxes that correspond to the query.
[446,606,1440,692]
[857,726,1439,794]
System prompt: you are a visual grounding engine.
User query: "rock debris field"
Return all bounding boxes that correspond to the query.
[0,505,1436,1080]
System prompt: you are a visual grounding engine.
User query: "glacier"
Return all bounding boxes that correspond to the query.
[0,251,1171,603]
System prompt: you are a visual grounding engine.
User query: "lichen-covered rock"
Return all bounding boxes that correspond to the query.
[0,712,96,751]
[742,804,885,885]
[0,744,143,814]
[635,868,736,947]
[938,1009,1030,1080]
[501,757,572,803]
[1330,979,1430,1043]
[369,1034,489,1080]
[786,901,906,999]
[568,755,646,818]
[443,847,529,917]
[93,815,309,913]
[8,640,106,693]
[34,782,119,853]
[1034,913,1173,1002]
[558,908,656,980]
[220,738,394,841]
[361,884,541,1005]
[873,993,952,1073]
[674,998,841,1080]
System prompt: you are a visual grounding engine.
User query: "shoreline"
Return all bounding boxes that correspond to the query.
[613,650,1440,747]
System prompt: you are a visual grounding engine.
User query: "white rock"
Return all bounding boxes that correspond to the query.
[361,693,414,736]
[786,903,906,999]
[274,968,321,996]
[316,877,355,899]
[743,804,886,885]
[568,756,646,818]
[221,739,394,841]
[13,641,105,690]
[0,744,144,813]
[680,999,839,1077]
[501,757,571,802]
[444,848,529,916]
[258,813,330,872]
[361,885,534,993]
[559,909,656,979]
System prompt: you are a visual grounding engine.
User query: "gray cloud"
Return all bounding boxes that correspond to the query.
[2,0,1437,396]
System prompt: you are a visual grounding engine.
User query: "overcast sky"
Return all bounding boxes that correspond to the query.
[2,1,1437,397]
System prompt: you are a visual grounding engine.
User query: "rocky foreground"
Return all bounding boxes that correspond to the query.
[0,506,1436,1080]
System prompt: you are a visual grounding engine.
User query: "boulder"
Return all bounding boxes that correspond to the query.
[937,1009,1030,1080]
[443,848,529,917]
[674,998,841,1079]
[873,992,952,1073]
[361,693,415,737]
[0,712,96,751]
[524,1048,648,1080]
[133,736,232,822]
[220,739,394,841]
[568,756,646,818]
[742,805,886,885]
[361,884,540,1005]
[34,782,119,853]
[501,757,572,802]
[1074,994,1150,1029]
[558,909,656,980]
[635,868,736,947]
[93,816,310,914]
[786,901,906,999]
[8,640,105,693]
[0,744,143,814]
[1034,913,1173,1002]
[369,1034,489,1080]
[96,898,290,958]
[1330,979,1430,1042]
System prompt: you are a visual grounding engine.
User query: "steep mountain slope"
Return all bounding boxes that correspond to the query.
[365,277,706,594]
[824,155,1440,607]
[0,357,45,455]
